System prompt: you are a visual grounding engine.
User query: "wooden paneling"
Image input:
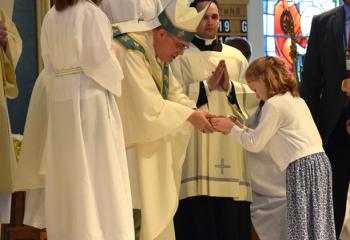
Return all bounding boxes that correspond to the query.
[217,0,248,41]
[1,192,46,240]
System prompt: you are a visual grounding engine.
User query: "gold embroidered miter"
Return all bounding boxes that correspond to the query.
[104,0,211,42]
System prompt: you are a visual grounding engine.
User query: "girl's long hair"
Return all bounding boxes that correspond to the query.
[245,56,299,98]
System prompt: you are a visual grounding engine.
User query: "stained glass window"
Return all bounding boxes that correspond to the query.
[263,0,340,79]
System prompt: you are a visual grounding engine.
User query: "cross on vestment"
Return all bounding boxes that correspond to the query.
[215,158,231,174]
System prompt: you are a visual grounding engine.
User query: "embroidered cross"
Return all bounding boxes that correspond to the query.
[215,158,231,175]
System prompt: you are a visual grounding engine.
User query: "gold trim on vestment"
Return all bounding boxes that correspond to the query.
[55,67,82,77]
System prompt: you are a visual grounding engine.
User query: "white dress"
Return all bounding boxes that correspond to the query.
[14,2,134,240]
[245,106,287,240]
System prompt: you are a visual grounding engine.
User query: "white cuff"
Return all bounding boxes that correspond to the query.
[226,81,233,96]
[203,80,211,96]
[230,124,244,142]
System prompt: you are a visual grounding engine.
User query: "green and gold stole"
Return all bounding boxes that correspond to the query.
[113,26,169,99]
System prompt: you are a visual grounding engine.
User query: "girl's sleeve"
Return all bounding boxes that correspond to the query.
[230,101,281,152]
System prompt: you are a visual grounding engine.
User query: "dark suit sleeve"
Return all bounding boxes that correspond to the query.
[300,15,323,122]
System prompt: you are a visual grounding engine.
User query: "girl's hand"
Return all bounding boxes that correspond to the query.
[346,119,350,135]
[210,117,234,134]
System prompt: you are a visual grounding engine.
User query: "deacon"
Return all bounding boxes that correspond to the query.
[300,1,350,237]
[170,1,258,239]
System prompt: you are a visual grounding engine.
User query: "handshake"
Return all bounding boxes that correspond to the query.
[187,110,243,135]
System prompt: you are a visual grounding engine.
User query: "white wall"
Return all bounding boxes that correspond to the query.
[247,0,264,61]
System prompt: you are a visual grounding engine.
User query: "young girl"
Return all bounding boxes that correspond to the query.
[15,0,134,239]
[211,56,336,240]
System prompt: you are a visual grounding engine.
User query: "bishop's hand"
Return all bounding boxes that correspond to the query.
[187,110,215,134]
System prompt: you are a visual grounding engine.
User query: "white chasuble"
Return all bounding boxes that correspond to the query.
[115,31,195,240]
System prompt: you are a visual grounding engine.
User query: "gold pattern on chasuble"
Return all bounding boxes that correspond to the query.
[162,17,169,26]
[113,25,169,99]
[13,138,22,162]
[177,30,185,38]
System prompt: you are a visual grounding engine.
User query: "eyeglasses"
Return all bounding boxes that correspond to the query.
[167,33,189,51]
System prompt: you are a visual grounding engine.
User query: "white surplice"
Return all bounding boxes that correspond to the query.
[14,2,134,239]
[170,44,259,201]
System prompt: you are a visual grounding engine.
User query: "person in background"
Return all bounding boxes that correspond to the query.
[14,0,135,239]
[212,56,336,240]
[225,37,252,62]
[0,6,22,223]
[300,1,350,237]
[103,0,214,239]
[170,1,258,239]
